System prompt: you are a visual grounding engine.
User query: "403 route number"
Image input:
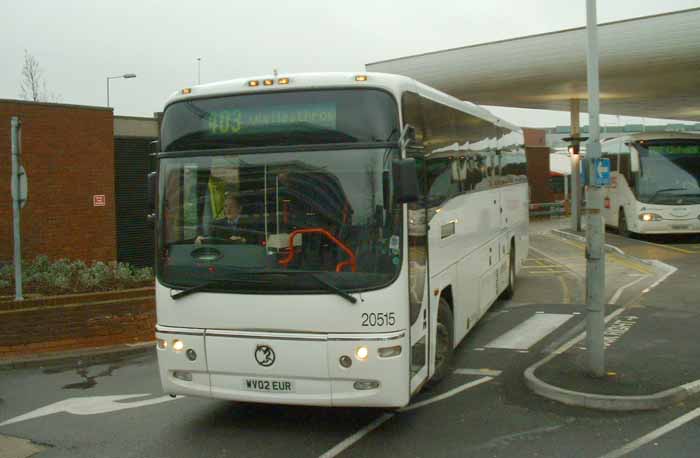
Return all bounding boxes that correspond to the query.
[361,312,396,327]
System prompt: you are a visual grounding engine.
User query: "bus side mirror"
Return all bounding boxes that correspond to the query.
[630,149,640,173]
[147,171,158,224]
[392,158,419,204]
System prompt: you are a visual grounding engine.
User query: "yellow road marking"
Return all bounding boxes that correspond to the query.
[527,270,572,275]
[546,235,652,274]
[558,275,571,304]
[643,242,699,254]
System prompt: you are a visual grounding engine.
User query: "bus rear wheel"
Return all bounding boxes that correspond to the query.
[430,297,454,385]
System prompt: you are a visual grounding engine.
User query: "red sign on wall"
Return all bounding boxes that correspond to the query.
[93,194,106,207]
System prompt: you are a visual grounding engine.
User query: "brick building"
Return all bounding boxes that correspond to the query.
[1,100,117,264]
[523,128,552,204]
[2,100,160,267]
[113,116,158,267]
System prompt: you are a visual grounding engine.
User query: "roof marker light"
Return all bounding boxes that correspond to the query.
[278,77,289,85]
[248,80,260,87]
[355,75,368,82]
[181,88,192,95]
[263,79,274,86]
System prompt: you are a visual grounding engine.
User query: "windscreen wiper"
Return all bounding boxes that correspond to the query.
[258,271,357,304]
[307,273,357,304]
[170,278,268,300]
[650,187,686,202]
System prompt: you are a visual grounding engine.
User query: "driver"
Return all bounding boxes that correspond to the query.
[196,192,255,244]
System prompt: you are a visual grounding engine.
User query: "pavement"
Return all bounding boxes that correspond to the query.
[525,223,700,410]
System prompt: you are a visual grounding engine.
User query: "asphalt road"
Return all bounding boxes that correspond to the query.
[2,231,699,458]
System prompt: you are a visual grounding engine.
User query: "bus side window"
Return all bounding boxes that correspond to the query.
[401,91,428,198]
[619,150,633,187]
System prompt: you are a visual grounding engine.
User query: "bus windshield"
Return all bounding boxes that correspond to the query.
[636,140,700,205]
[161,89,398,151]
[158,148,403,293]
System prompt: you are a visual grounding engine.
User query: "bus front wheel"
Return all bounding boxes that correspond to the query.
[501,242,516,300]
[430,297,454,385]
[619,208,631,238]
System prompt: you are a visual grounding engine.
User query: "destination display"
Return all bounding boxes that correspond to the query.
[160,89,398,151]
[207,103,337,136]
[648,144,700,155]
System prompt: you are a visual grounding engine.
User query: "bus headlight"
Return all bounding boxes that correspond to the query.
[355,346,369,361]
[172,339,185,351]
[639,213,662,222]
[157,338,168,350]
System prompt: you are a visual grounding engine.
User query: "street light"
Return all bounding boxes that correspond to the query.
[106,73,137,108]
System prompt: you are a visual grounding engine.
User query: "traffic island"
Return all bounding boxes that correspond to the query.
[0,287,155,367]
[524,305,700,410]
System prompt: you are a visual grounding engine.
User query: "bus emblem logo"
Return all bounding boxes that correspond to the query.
[254,345,276,367]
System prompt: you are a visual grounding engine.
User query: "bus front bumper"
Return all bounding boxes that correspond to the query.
[155,326,410,408]
[636,218,700,234]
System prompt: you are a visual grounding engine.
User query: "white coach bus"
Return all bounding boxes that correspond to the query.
[150,72,529,408]
[601,132,700,236]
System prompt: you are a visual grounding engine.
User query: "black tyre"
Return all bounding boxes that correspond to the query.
[501,242,516,300]
[618,208,631,238]
[429,297,454,385]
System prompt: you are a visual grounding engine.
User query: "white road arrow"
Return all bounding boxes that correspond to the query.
[0,394,180,427]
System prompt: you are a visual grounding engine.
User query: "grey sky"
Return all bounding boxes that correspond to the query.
[2,0,699,127]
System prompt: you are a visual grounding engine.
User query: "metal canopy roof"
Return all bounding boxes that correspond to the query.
[366,8,700,121]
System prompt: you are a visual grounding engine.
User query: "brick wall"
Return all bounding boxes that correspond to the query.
[0,100,116,264]
[0,287,155,357]
[523,128,554,204]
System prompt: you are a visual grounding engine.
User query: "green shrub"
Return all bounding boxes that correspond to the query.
[0,257,153,296]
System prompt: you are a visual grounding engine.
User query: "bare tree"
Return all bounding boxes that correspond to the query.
[20,50,60,102]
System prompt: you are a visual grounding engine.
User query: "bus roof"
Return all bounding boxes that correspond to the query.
[163,72,520,133]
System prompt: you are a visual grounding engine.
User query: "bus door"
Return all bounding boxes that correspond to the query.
[407,203,430,393]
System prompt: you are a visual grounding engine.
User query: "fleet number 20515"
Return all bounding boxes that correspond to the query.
[361,312,396,327]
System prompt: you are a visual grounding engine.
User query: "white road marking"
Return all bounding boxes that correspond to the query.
[399,376,492,412]
[318,413,395,458]
[0,394,180,427]
[453,368,502,377]
[598,406,700,458]
[552,308,626,356]
[319,377,493,458]
[485,313,573,350]
[641,261,678,294]
[608,275,647,304]
[603,316,638,349]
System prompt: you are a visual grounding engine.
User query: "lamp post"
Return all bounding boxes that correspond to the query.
[584,0,606,377]
[196,58,202,85]
[106,73,136,107]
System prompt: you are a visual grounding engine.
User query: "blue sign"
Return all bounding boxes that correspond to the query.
[594,158,611,187]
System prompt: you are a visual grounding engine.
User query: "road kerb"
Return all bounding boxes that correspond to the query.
[524,306,700,411]
[0,341,155,370]
[525,362,700,411]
